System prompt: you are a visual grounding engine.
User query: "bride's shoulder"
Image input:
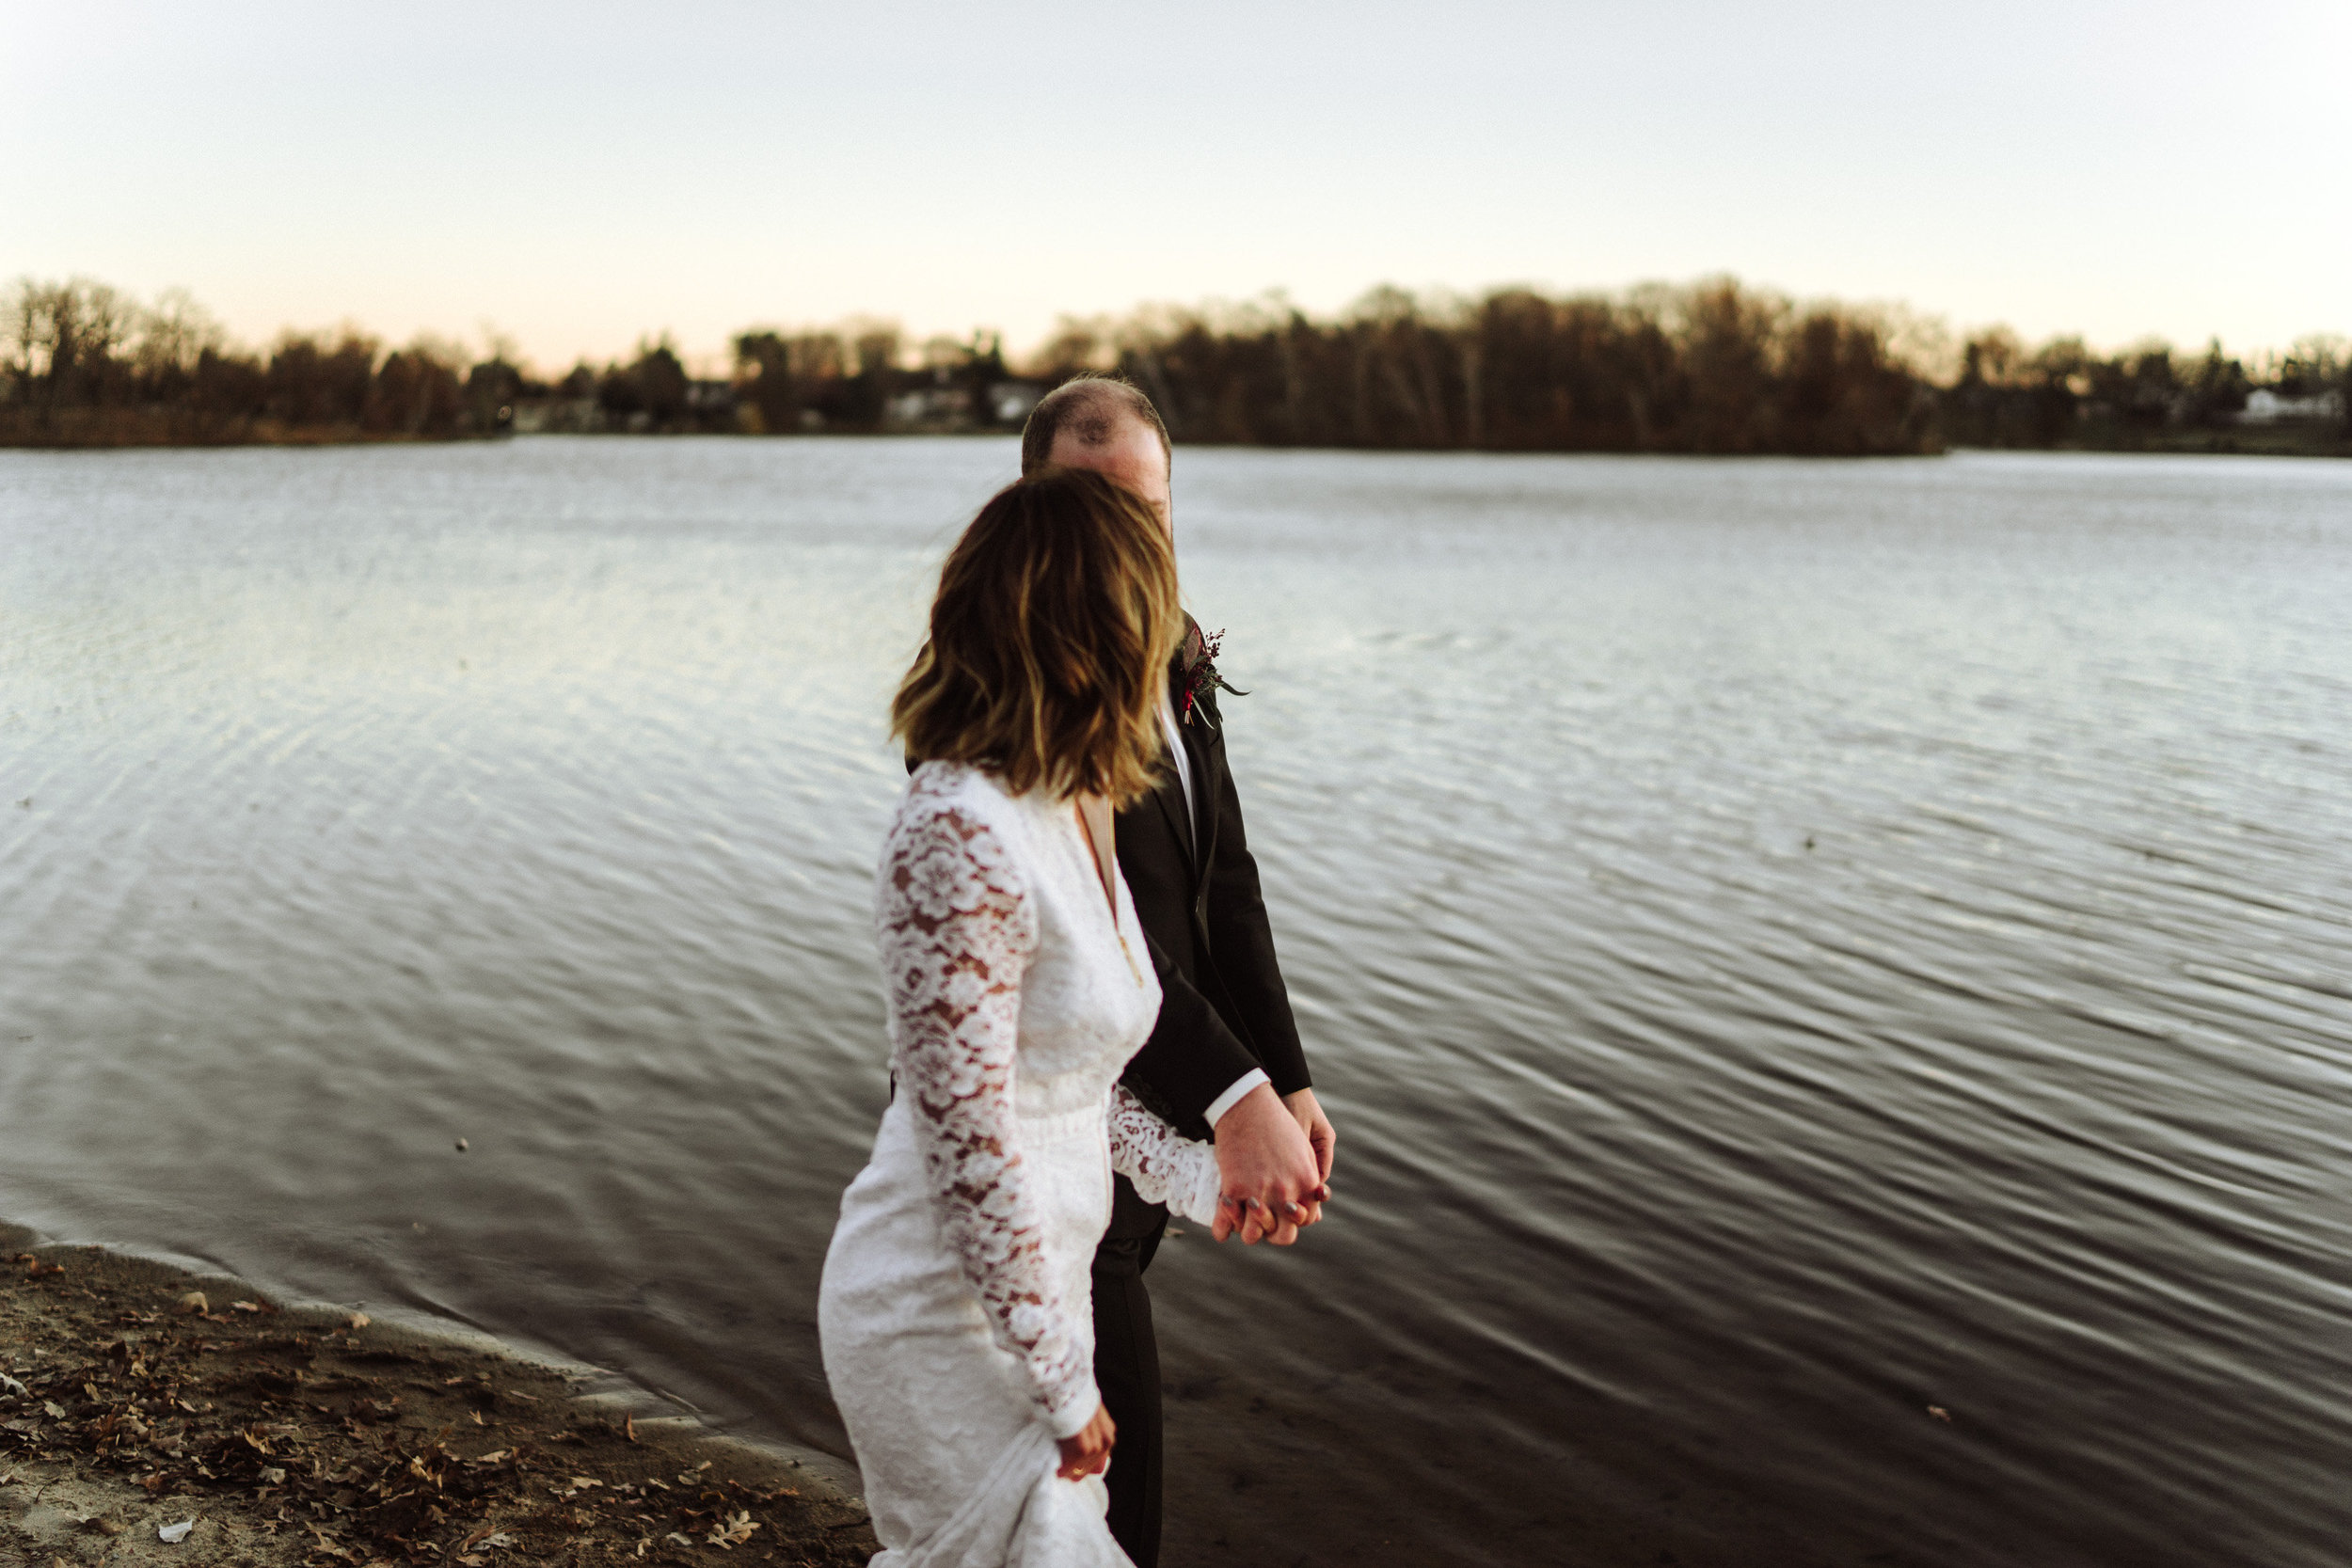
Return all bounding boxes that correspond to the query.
[881,764,1035,913]
[902,759,1010,814]
[890,762,1023,852]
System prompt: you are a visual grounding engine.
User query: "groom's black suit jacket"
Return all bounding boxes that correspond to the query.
[1109,657,1311,1235]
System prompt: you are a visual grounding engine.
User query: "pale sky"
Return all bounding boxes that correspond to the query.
[5,0,2345,373]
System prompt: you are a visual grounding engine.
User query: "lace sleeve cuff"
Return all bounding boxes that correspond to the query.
[1044,1380,1104,1440]
[1108,1085,1223,1227]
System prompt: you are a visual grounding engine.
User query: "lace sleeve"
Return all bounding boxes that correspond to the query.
[1109,1085,1222,1226]
[877,800,1098,1438]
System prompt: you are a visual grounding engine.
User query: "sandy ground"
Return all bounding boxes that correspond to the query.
[0,1226,879,1568]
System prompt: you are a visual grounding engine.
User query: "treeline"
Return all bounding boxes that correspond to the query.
[1938,327,2348,451]
[6,275,2345,454]
[0,280,501,446]
[1051,284,2344,455]
[1059,282,1936,454]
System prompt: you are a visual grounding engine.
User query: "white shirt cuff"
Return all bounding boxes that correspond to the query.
[1203,1069,1271,1131]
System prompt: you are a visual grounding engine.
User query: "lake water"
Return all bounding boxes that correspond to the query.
[3,439,2347,1567]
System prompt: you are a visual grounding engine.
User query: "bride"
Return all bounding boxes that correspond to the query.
[819,467,1226,1566]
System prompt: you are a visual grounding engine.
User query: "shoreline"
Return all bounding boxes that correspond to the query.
[1,1222,879,1566]
[6,428,2347,459]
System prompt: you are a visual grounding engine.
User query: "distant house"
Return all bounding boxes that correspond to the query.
[510,397,604,435]
[884,388,974,430]
[991,381,1047,424]
[875,380,1045,432]
[2238,388,2346,424]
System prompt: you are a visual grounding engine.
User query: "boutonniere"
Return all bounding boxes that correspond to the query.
[1178,623,1248,725]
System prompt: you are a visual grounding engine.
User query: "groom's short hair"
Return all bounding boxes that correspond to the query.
[1020,375,1170,478]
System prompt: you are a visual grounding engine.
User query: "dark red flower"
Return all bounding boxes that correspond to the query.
[1178,625,1246,723]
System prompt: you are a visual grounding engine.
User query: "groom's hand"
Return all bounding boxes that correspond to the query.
[1211,1085,1324,1245]
[1285,1087,1337,1185]
[1272,1087,1335,1230]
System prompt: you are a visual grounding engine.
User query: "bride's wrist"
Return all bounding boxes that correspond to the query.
[1044,1382,1103,1440]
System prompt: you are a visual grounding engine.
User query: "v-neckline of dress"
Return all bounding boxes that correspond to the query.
[1069,799,1144,988]
[1073,796,1119,918]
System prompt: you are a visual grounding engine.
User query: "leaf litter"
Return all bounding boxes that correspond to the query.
[2,1240,875,1565]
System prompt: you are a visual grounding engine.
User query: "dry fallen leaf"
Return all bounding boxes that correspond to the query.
[158,1518,196,1543]
[708,1509,759,1549]
[1928,1405,1953,1423]
[174,1291,208,1315]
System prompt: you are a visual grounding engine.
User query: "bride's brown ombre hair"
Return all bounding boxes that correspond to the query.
[893,467,1182,807]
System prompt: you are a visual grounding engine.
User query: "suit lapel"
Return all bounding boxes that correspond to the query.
[1152,758,1196,867]
[1178,689,1219,878]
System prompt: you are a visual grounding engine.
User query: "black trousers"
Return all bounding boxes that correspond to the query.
[1093,1178,1169,1567]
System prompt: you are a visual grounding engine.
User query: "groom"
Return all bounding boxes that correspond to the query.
[1020,377,1336,1566]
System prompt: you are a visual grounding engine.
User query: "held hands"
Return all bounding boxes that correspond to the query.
[1287,1086,1337,1187]
[1210,1084,1335,1245]
[1056,1402,1116,1481]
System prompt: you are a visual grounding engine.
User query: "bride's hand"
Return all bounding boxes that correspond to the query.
[1208,1085,1323,1244]
[1056,1402,1116,1481]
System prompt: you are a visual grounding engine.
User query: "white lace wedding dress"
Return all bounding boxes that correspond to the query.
[819,762,1223,1568]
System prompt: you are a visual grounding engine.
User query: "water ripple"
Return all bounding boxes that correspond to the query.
[4,442,2350,1566]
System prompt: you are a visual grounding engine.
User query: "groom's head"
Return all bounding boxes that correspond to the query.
[1020,376,1171,535]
